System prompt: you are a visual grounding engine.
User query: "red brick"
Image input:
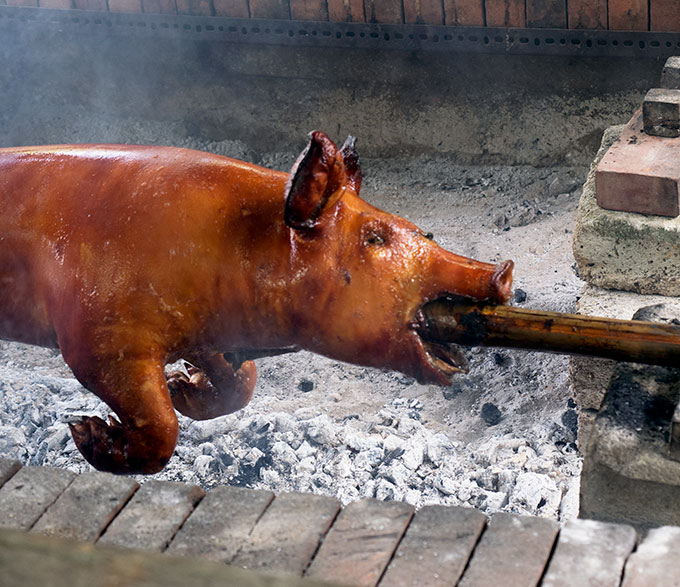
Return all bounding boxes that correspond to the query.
[485,0,524,27]
[609,0,648,30]
[109,0,142,11]
[176,0,212,14]
[443,0,484,25]
[328,0,365,21]
[142,0,176,13]
[651,0,680,31]
[568,0,606,29]
[596,110,680,217]
[39,0,73,7]
[526,0,566,27]
[290,0,327,20]
[366,0,402,23]
[404,0,443,24]
[249,0,290,19]
[306,499,414,586]
[213,0,248,15]
[73,0,107,9]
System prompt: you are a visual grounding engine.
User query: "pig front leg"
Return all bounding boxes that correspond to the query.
[166,352,257,420]
[66,356,180,475]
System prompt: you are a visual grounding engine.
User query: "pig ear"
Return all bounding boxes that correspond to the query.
[284,131,344,230]
[340,135,362,193]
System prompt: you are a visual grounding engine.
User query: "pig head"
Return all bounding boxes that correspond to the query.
[0,131,512,474]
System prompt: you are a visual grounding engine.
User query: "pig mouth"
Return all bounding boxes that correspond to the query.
[411,304,469,380]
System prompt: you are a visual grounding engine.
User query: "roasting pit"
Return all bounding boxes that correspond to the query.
[1,1,679,532]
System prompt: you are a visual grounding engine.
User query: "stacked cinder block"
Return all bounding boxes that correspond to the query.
[572,56,680,447]
[572,56,680,529]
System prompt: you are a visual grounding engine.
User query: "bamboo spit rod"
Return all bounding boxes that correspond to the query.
[418,299,680,368]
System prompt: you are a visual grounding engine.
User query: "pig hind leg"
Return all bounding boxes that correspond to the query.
[167,352,256,420]
[67,356,179,475]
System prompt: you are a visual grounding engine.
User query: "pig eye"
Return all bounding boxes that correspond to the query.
[424,232,434,240]
[363,223,391,246]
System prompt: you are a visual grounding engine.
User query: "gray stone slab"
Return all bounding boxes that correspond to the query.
[31,471,139,542]
[0,527,341,587]
[541,519,637,587]
[458,512,558,587]
[167,485,274,563]
[380,505,486,587]
[580,362,680,531]
[0,466,75,531]
[622,526,680,587]
[98,479,204,552]
[232,492,340,576]
[0,459,21,488]
[306,498,414,587]
[661,56,680,89]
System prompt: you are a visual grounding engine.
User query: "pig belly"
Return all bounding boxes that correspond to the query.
[0,237,57,347]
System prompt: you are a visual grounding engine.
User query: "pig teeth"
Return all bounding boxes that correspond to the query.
[424,341,469,375]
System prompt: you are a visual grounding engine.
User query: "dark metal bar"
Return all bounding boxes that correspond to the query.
[1,5,680,57]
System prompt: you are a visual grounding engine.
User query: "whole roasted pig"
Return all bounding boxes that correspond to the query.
[0,131,513,474]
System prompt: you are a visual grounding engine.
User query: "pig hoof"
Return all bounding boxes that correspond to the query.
[69,415,128,473]
[68,415,171,474]
[167,360,256,420]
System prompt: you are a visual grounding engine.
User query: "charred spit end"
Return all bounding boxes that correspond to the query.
[417,297,680,368]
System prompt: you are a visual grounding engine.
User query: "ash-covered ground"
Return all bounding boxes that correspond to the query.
[0,122,587,521]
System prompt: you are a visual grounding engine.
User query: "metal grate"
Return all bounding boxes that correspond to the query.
[1,5,680,57]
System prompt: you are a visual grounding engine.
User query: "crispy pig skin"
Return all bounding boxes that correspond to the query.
[0,133,512,473]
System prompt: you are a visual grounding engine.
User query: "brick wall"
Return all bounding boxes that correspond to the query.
[3,0,680,32]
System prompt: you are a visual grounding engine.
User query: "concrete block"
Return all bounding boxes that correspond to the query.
[596,110,680,216]
[213,0,249,17]
[306,499,413,586]
[526,0,566,28]
[0,459,20,488]
[661,56,680,90]
[0,467,75,531]
[232,492,340,575]
[569,285,680,448]
[328,0,365,21]
[404,0,443,25]
[5,0,37,5]
[457,513,558,586]
[580,362,680,531]
[650,1,680,33]
[567,0,607,29]
[290,0,328,21]
[608,0,648,30]
[167,486,274,563]
[573,125,680,295]
[443,0,484,26]
[541,519,637,587]
[98,480,204,552]
[622,526,680,586]
[31,471,138,543]
[380,505,486,587]
[643,88,680,138]
[484,0,524,27]
[366,0,402,23]
[141,0,176,13]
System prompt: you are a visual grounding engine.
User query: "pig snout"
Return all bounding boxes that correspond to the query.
[424,251,514,305]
